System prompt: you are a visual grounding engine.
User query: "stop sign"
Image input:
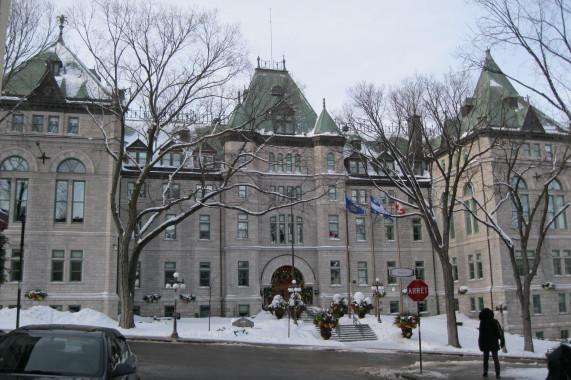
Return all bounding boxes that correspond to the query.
[407,279,429,302]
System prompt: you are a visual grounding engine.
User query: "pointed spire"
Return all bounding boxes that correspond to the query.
[323,98,326,110]
[313,100,341,135]
[57,15,66,43]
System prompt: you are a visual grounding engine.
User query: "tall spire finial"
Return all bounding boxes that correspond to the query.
[57,15,66,43]
[323,98,326,110]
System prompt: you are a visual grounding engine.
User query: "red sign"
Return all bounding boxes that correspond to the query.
[407,280,429,302]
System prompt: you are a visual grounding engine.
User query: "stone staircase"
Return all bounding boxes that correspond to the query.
[301,308,378,342]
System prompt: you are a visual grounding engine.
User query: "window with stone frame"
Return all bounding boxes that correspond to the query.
[533,294,542,314]
[329,215,339,240]
[199,215,210,240]
[412,218,422,241]
[273,104,295,134]
[387,261,397,285]
[127,182,146,198]
[296,216,303,244]
[558,293,567,313]
[238,185,247,198]
[32,115,44,132]
[357,261,368,285]
[286,154,292,172]
[548,179,567,230]
[385,222,394,241]
[238,261,249,286]
[67,117,79,134]
[295,154,301,173]
[9,249,21,282]
[356,217,366,241]
[200,262,211,287]
[269,153,275,172]
[12,114,24,131]
[162,183,180,199]
[69,250,83,282]
[452,257,459,281]
[48,116,59,133]
[329,186,337,201]
[165,214,176,240]
[51,250,65,282]
[327,152,335,171]
[237,213,248,239]
[330,260,341,285]
[161,151,182,167]
[164,262,176,287]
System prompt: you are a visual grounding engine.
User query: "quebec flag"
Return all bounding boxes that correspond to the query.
[345,197,366,215]
[371,196,393,222]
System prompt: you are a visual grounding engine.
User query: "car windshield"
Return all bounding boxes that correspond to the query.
[0,331,104,377]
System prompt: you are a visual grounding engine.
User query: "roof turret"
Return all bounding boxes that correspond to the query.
[312,98,341,135]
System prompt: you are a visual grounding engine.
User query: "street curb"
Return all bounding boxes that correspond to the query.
[124,335,546,364]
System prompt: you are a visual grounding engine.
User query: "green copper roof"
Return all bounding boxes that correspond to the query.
[227,67,317,135]
[313,99,341,135]
[3,40,110,100]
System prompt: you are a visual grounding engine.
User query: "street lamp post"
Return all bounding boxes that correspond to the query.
[288,280,301,326]
[495,302,507,353]
[371,278,385,323]
[165,272,185,340]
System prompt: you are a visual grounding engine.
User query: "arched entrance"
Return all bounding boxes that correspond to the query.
[271,266,303,302]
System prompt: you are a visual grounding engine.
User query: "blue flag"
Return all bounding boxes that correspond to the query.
[371,196,393,222]
[345,197,366,215]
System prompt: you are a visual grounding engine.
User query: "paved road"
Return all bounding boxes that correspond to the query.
[129,340,547,379]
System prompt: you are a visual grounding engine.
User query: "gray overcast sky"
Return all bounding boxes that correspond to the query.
[59,0,532,113]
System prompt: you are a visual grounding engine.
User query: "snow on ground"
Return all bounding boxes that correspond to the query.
[0,306,557,378]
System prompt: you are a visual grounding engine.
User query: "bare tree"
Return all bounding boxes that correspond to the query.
[340,72,498,348]
[68,0,327,328]
[468,0,571,124]
[3,0,57,85]
[462,136,570,352]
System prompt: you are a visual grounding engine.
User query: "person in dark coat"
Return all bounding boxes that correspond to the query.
[546,344,571,380]
[478,308,505,378]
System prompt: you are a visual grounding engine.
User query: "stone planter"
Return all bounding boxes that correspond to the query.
[320,327,332,340]
[401,327,413,339]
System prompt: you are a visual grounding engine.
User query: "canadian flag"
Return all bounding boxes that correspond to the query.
[395,201,406,215]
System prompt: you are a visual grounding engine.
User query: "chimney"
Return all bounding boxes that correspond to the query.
[407,115,423,158]
[177,129,190,142]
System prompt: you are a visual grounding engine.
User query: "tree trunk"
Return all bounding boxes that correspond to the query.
[440,258,461,348]
[118,244,135,329]
[519,281,534,352]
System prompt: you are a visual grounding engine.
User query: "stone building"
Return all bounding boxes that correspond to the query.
[1,36,568,340]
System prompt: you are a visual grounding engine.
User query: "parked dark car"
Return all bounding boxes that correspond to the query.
[0,324,139,379]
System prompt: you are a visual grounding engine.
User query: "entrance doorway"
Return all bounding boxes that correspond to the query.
[270,266,307,302]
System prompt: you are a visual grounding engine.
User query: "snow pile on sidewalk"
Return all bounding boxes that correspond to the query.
[0,306,558,359]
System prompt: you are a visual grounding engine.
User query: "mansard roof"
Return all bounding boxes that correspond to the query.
[460,50,564,135]
[2,40,111,101]
[227,59,317,135]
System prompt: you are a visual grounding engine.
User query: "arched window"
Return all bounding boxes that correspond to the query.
[463,182,478,235]
[55,159,85,223]
[548,179,567,230]
[510,176,529,228]
[57,158,86,173]
[327,153,335,171]
[269,153,275,172]
[286,154,292,172]
[0,156,29,222]
[295,154,301,173]
[1,156,29,172]
[277,153,284,173]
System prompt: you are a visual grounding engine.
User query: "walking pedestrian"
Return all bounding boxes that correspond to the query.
[478,307,505,378]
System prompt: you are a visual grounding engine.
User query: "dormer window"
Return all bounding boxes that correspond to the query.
[193,152,215,169]
[348,160,366,175]
[271,86,284,96]
[126,150,147,166]
[50,60,63,76]
[273,103,295,135]
[161,151,182,167]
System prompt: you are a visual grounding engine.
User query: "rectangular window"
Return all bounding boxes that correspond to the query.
[269,186,276,201]
[67,117,79,134]
[54,180,68,222]
[523,143,531,157]
[72,181,85,223]
[465,208,473,235]
[165,214,176,240]
[199,215,210,240]
[278,186,285,201]
[533,143,540,158]
[562,330,569,340]
[470,297,476,312]
[450,214,455,239]
[385,223,394,241]
[553,250,562,275]
[329,186,336,201]
[415,261,425,281]
[390,301,399,314]
[238,305,250,317]
[413,218,422,241]
[387,261,397,285]
[69,250,83,282]
[127,182,146,198]
[163,183,180,199]
[135,262,141,288]
[279,214,285,243]
[545,144,553,159]
[12,114,24,132]
[356,217,366,241]
[0,178,10,215]
[237,213,248,239]
[533,294,542,314]
[330,260,341,285]
[296,216,303,244]
[359,189,367,205]
[468,254,475,280]
[32,115,44,132]
[68,305,81,313]
[564,250,571,275]
[350,189,358,203]
[478,297,484,311]
[238,185,247,198]
[270,216,277,244]
[329,215,339,240]
[51,250,65,282]
[238,261,249,286]
[357,261,368,285]
[471,199,479,233]
[9,249,21,282]
[476,253,483,279]
[452,257,458,281]
[164,262,176,286]
[548,195,568,230]
[535,331,544,340]
[287,214,294,243]
[14,179,28,222]
[200,262,211,287]
[48,116,59,133]
[558,294,567,313]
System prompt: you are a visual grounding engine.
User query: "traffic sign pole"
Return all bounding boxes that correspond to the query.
[407,279,428,375]
[418,301,422,374]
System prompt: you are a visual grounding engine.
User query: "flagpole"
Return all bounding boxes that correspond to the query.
[345,208,352,318]
[370,212,377,319]
[396,215,403,314]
